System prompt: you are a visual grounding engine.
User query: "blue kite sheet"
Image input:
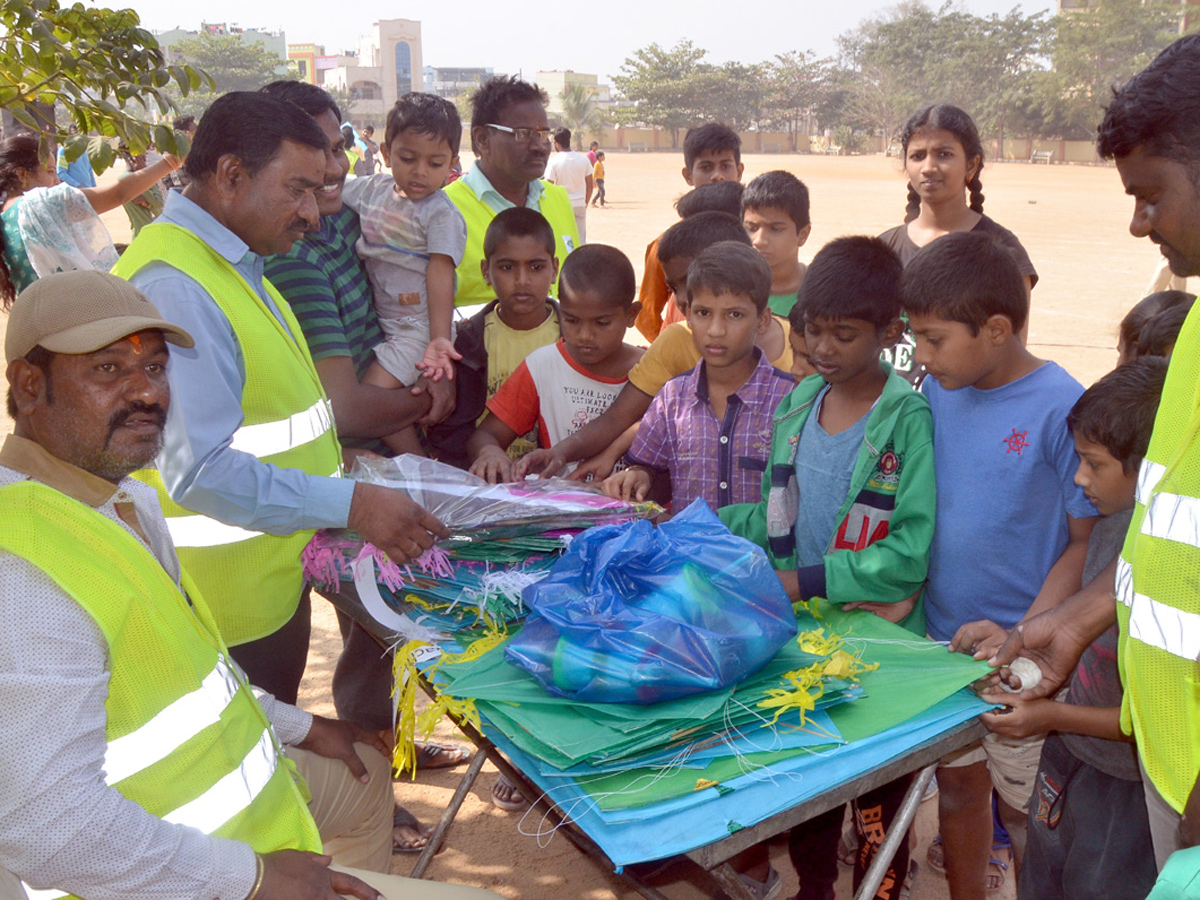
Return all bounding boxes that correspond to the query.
[484,689,989,866]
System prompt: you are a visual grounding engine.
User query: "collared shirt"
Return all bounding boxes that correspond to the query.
[460,163,546,215]
[127,191,354,534]
[0,435,311,900]
[628,349,794,510]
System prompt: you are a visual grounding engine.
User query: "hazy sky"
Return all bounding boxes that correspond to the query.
[127,0,1056,85]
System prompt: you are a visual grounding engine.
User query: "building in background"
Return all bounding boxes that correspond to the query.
[535,71,612,117]
[423,66,496,99]
[317,19,422,129]
[156,22,287,61]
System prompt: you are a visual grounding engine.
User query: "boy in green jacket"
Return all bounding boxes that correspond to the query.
[719,235,935,900]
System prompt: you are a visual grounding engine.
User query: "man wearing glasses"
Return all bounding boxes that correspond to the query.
[445,76,580,307]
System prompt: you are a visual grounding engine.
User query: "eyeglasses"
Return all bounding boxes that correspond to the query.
[485,123,553,144]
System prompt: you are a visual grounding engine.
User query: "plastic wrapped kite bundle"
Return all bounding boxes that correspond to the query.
[505,500,799,704]
[302,455,662,636]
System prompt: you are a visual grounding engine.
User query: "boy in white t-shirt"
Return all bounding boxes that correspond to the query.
[340,92,468,449]
[467,244,644,482]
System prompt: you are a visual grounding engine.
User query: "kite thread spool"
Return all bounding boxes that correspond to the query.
[999,657,1043,693]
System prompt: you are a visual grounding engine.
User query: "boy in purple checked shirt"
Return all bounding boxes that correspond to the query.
[602,241,794,510]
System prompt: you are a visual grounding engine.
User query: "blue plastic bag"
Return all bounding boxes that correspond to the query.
[504,499,798,704]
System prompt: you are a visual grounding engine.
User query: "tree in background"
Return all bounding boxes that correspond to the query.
[0,0,206,171]
[1036,0,1186,138]
[762,51,830,152]
[558,83,603,149]
[164,31,289,119]
[611,40,708,147]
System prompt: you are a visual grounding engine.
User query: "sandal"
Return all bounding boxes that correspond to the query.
[392,806,432,854]
[491,773,528,811]
[414,741,471,770]
[898,860,919,900]
[925,836,1009,893]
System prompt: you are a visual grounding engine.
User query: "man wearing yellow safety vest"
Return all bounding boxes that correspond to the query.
[0,271,498,900]
[445,76,580,307]
[990,34,1200,893]
[113,92,449,705]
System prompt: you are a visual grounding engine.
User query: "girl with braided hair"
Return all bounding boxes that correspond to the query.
[877,104,1038,384]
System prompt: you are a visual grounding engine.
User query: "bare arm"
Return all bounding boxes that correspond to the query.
[80,156,181,214]
[1023,515,1096,619]
[585,173,594,207]
[516,382,652,478]
[416,254,462,383]
[313,357,432,440]
[980,694,1126,742]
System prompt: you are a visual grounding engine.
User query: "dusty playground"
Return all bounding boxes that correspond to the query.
[0,151,1172,900]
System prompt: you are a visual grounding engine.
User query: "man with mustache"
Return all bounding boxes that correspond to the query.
[445,76,580,306]
[0,271,500,900]
[113,91,448,706]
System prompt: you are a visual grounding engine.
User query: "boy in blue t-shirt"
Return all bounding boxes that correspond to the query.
[902,231,1097,900]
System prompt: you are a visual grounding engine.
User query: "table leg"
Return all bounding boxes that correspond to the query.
[409,749,489,878]
[708,861,767,900]
[853,763,936,900]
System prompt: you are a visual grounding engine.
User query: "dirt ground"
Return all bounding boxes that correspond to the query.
[4,151,1172,900]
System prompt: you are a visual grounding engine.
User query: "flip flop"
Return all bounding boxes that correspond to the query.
[491,774,528,811]
[392,806,432,854]
[414,741,472,769]
[838,826,859,866]
[925,836,1008,893]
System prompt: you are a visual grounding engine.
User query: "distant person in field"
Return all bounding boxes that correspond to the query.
[543,127,593,241]
[590,151,606,209]
[634,122,744,341]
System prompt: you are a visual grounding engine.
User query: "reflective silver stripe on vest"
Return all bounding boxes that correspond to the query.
[1141,490,1200,550]
[1136,459,1167,507]
[21,886,67,900]
[1115,557,1133,608]
[162,727,279,834]
[104,656,241,785]
[1128,588,1200,662]
[164,465,341,549]
[167,515,263,548]
[230,400,333,458]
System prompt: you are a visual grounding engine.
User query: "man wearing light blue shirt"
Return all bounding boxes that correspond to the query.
[120,92,447,702]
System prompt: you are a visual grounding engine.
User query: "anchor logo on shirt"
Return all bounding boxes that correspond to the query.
[1003,428,1031,456]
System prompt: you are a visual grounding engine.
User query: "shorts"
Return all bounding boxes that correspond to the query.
[940,730,1044,813]
[1018,734,1156,900]
[373,314,431,386]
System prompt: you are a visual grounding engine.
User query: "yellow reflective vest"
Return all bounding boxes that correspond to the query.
[1117,300,1200,812]
[0,481,321,900]
[444,176,578,306]
[113,224,343,646]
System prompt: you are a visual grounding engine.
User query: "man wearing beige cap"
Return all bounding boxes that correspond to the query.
[0,271,500,900]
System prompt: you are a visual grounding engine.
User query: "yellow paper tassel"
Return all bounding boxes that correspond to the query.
[403,592,434,611]
[391,640,427,778]
[695,778,720,791]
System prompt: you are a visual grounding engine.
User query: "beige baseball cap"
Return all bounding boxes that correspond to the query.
[5,271,194,363]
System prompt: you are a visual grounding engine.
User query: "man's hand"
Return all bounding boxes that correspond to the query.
[259,850,384,900]
[347,482,449,564]
[296,716,389,783]
[415,337,462,383]
[978,691,1055,740]
[414,375,455,427]
[602,467,651,502]
[515,447,568,480]
[950,619,1010,660]
[988,608,1090,700]
[469,446,514,484]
